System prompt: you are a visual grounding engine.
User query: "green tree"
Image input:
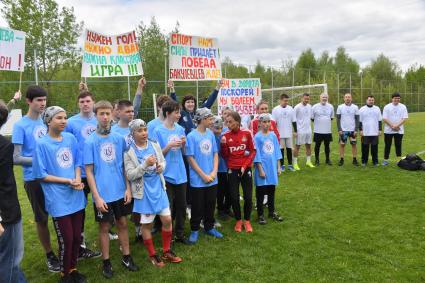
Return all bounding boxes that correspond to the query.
[363,53,401,81]
[1,0,83,83]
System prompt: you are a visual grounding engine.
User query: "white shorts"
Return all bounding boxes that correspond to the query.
[280,138,293,149]
[140,207,171,224]
[296,133,312,145]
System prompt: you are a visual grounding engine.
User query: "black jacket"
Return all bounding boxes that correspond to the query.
[0,135,21,225]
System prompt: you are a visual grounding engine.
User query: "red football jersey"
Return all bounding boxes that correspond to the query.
[220,128,256,170]
[250,118,280,140]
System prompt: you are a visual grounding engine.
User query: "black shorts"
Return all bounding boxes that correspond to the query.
[362,136,379,145]
[93,198,133,223]
[313,133,333,143]
[24,180,49,223]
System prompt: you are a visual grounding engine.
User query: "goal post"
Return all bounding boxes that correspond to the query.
[262,83,328,107]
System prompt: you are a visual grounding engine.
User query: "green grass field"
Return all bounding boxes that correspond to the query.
[16,112,425,283]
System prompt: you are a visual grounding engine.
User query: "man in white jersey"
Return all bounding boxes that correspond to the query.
[293,93,315,170]
[382,93,408,166]
[336,93,359,166]
[312,93,334,165]
[272,93,297,171]
[359,96,382,166]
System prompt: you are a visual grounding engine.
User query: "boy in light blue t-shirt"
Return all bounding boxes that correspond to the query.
[84,100,139,278]
[151,100,189,244]
[12,85,60,272]
[254,114,284,225]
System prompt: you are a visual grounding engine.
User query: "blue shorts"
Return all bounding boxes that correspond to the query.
[339,131,357,145]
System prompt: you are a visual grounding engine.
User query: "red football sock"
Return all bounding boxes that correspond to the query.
[162,229,172,253]
[143,238,156,257]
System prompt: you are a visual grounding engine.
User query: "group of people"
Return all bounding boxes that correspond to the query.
[268,91,408,169]
[0,77,408,283]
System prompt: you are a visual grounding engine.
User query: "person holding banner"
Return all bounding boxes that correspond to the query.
[168,79,223,135]
[221,111,256,233]
[84,100,139,278]
[6,91,22,111]
[0,100,27,283]
[33,106,87,283]
[12,85,61,272]
[65,84,102,260]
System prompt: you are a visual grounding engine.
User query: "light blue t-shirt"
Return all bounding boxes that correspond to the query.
[12,116,47,181]
[186,129,218,188]
[111,124,133,148]
[151,124,187,185]
[253,132,282,186]
[65,113,97,178]
[33,133,86,217]
[147,117,162,135]
[84,132,127,203]
[131,142,169,214]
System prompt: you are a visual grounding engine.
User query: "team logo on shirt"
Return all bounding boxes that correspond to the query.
[200,139,212,155]
[262,139,274,154]
[242,136,247,142]
[81,124,96,139]
[167,134,181,151]
[56,147,73,168]
[100,142,116,162]
[33,125,47,139]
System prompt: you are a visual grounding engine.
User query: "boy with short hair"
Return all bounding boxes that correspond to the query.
[253,114,283,225]
[111,99,134,147]
[12,85,60,272]
[151,100,189,244]
[84,100,139,278]
[33,106,87,283]
[186,108,222,244]
[65,86,101,258]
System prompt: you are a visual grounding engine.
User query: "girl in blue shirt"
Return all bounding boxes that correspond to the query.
[186,108,222,244]
[33,106,86,283]
[253,114,284,225]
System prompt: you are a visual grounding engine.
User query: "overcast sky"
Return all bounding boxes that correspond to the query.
[1,0,424,71]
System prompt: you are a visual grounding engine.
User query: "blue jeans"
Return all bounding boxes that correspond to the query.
[0,220,27,283]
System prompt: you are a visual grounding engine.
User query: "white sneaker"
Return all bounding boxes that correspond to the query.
[214,221,222,228]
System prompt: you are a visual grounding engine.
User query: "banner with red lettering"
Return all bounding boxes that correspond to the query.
[81,29,143,77]
[0,27,25,72]
[218,78,262,115]
[169,33,221,81]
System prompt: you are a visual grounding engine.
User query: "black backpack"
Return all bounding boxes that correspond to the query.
[397,153,425,171]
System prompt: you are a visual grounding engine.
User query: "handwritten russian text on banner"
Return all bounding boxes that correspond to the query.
[81,29,143,78]
[169,33,221,81]
[0,27,25,72]
[218,78,262,115]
